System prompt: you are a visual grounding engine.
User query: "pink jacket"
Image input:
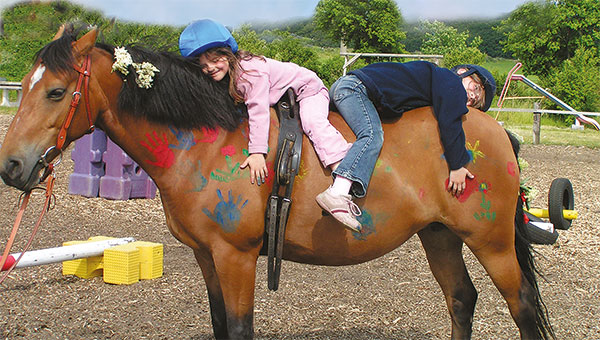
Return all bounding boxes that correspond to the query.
[236,57,326,154]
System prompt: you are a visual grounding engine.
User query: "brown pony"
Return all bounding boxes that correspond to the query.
[0,25,553,339]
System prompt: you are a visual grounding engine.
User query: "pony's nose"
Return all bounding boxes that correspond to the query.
[1,157,24,184]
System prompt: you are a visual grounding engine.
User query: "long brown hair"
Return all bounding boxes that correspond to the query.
[202,47,264,104]
[469,72,486,110]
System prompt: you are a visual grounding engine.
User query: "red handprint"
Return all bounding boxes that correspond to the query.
[507,161,518,177]
[197,127,219,143]
[140,131,175,168]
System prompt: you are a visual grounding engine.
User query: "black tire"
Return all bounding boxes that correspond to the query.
[548,178,574,230]
[524,211,559,245]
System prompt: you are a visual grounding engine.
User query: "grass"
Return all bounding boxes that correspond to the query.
[490,110,600,148]
[0,107,17,115]
[481,57,518,75]
[503,124,600,148]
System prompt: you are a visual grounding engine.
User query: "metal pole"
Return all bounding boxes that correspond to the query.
[1,237,135,270]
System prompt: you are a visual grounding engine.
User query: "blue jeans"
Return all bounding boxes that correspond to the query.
[330,75,384,198]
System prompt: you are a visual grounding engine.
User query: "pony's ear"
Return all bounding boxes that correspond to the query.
[72,27,99,57]
[52,25,65,41]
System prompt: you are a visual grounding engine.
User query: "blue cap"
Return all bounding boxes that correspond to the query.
[179,19,238,58]
[451,64,496,112]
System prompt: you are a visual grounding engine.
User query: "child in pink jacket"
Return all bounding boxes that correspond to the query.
[180,19,358,230]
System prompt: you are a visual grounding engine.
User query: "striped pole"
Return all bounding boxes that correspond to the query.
[1,237,135,271]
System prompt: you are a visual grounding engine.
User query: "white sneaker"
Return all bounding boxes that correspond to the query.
[316,187,362,232]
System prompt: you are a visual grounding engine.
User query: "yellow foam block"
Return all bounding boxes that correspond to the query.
[62,236,114,279]
[103,243,140,285]
[131,241,164,280]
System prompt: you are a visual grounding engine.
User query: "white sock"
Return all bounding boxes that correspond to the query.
[330,176,352,196]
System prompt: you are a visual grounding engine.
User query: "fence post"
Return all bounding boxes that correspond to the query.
[533,102,541,144]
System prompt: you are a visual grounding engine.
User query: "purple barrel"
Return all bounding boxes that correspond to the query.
[68,129,107,197]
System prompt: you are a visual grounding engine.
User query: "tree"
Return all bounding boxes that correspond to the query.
[420,21,485,68]
[544,47,600,113]
[314,0,406,53]
[498,0,600,77]
[447,19,511,58]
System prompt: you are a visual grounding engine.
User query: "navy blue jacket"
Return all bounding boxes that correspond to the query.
[349,61,470,170]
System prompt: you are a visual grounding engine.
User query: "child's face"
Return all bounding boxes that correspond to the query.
[197,52,230,81]
[461,75,484,109]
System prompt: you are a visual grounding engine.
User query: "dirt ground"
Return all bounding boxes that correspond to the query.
[0,113,599,339]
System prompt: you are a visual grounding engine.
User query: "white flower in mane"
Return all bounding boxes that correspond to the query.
[111,47,160,89]
[133,62,160,89]
[112,47,133,76]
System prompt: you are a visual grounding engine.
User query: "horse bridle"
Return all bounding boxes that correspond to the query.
[39,54,95,179]
[0,55,96,284]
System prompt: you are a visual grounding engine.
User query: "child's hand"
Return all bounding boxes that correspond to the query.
[447,167,474,197]
[240,153,267,185]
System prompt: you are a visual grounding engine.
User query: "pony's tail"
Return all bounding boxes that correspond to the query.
[507,130,555,340]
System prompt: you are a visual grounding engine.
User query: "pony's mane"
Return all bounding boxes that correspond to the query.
[35,24,246,131]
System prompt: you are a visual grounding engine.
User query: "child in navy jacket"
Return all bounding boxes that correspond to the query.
[316,61,496,232]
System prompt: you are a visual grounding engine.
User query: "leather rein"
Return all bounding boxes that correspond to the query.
[0,55,94,284]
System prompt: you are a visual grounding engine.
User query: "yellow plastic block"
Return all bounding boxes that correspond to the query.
[131,241,164,280]
[62,236,114,279]
[103,244,140,285]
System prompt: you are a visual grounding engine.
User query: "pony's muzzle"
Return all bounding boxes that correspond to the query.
[0,154,46,192]
[0,157,24,186]
[2,159,23,182]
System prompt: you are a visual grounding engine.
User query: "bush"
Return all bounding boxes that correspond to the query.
[316,56,344,88]
[266,33,319,72]
[233,26,269,56]
[0,1,183,81]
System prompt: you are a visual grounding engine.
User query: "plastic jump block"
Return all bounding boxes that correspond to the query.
[103,243,140,285]
[102,241,164,285]
[62,237,164,285]
[62,236,114,279]
[68,129,107,197]
[133,241,164,280]
[99,137,157,200]
[68,129,157,200]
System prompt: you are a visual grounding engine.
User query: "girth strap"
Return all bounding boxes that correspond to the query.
[266,88,303,291]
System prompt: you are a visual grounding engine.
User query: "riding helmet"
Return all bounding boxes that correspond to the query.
[179,19,238,58]
[451,64,496,112]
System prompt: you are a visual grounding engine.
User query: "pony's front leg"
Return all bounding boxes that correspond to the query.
[211,243,259,339]
[193,248,229,339]
[193,245,258,340]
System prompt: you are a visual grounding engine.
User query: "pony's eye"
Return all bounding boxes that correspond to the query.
[47,88,66,100]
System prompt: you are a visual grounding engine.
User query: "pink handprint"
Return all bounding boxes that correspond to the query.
[140,131,175,168]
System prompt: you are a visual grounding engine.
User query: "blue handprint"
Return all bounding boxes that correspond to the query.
[169,126,197,150]
[202,189,248,233]
[353,209,390,241]
[189,160,208,192]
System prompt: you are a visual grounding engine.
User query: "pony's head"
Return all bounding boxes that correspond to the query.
[0,23,245,192]
[0,24,100,191]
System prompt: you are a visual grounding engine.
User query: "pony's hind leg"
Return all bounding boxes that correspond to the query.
[466,214,554,340]
[418,223,477,340]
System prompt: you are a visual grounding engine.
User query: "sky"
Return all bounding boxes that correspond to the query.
[1,0,531,28]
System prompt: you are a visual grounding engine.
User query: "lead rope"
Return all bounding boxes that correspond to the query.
[0,172,56,285]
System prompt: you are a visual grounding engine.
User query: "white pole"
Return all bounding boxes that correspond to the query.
[1,237,135,271]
